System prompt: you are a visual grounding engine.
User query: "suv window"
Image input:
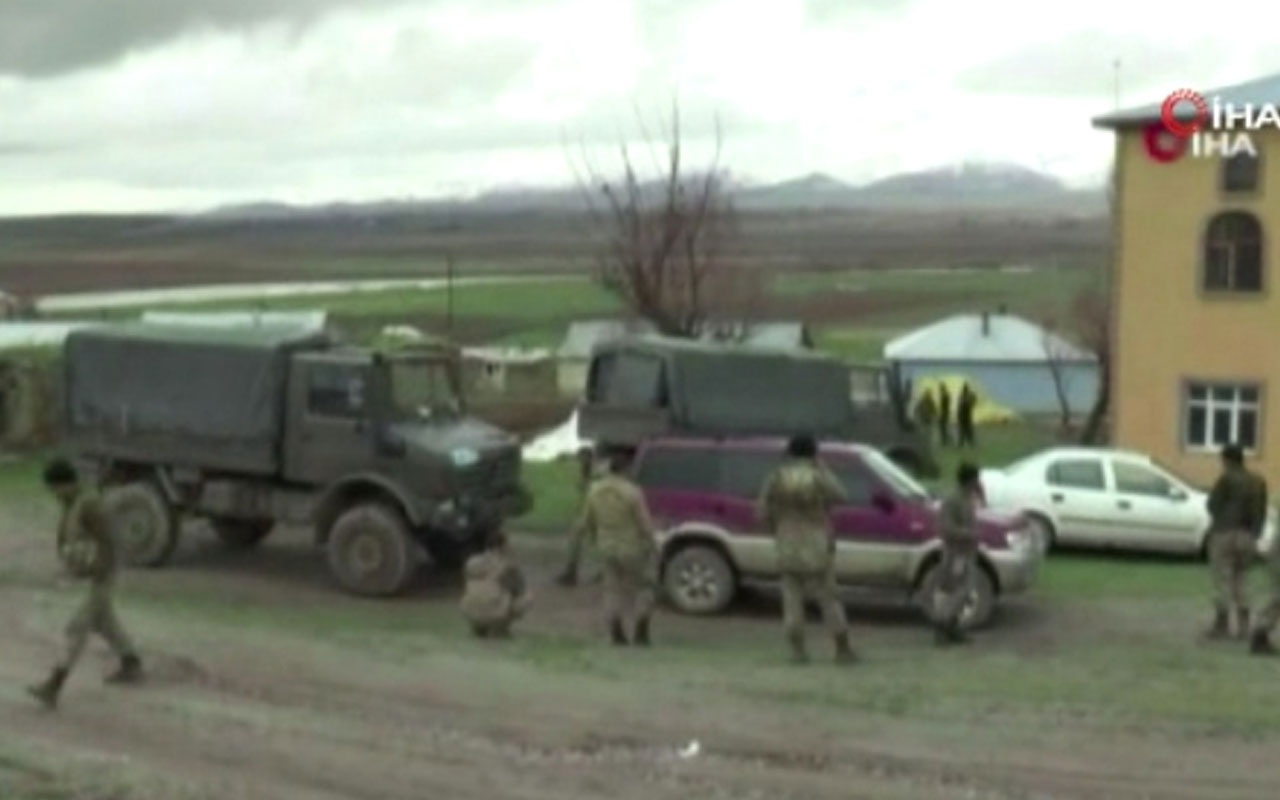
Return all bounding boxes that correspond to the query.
[721,451,783,499]
[823,456,874,506]
[1111,460,1173,497]
[307,364,367,419]
[1045,459,1105,491]
[634,446,718,491]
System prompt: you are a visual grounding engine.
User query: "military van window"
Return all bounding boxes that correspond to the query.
[307,364,367,418]
[595,353,668,407]
[721,451,783,499]
[634,447,718,492]
[1045,459,1105,491]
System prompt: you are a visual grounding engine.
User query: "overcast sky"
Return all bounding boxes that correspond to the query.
[1,0,1278,214]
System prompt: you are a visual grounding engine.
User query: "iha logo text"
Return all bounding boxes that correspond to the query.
[1143,89,1277,163]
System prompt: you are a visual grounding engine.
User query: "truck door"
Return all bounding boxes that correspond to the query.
[286,360,375,483]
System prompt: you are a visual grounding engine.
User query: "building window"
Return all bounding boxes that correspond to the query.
[1204,212,1263,292]
[1221,151,1260,193]
[1183,382,1261,452]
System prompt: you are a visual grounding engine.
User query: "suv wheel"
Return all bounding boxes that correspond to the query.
[210,518,274,550]
[917,560,997,630]
[663,544,736,615]
[326,503,417,596]
[103,482,180,568]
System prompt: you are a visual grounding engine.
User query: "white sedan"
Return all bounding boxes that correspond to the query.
[980,447,1277,557]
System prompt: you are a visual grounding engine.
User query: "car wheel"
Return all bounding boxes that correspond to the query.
[103,482,180,568]
[663,544,736,615]
[210,518,274,550]
[1024,514,1055,555]
[326,503,417,597]
[917,559,997,630]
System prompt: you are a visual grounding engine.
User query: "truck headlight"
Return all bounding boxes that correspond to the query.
[450,447,479,467]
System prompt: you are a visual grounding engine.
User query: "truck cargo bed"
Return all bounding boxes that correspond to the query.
[62,323,329,475]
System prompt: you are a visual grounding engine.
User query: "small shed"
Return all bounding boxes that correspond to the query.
[462,347,558,401]
[883,310,1099,415]
[555,318,813,396]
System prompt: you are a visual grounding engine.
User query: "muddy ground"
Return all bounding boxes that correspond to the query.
[2,484,1279,800]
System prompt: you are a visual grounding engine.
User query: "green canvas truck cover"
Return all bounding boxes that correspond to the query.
[62,323,330,475]
[588,337,856,438]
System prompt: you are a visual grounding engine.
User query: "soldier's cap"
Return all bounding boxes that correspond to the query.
[42,458,78,486]
[1221,444,1245,464]
[787,434,817,458]
[956,461,980,485]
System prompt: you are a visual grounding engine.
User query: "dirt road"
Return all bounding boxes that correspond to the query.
[2,496,1278,799]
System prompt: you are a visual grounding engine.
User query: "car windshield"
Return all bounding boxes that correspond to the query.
[861,448,931,501]
[388,359,460,420]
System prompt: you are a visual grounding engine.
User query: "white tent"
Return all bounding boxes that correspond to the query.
[883,312,1093,363]
[0,322,99,350]
[522,411,592,462]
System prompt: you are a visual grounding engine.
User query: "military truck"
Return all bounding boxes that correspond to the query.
[59,323,530,597]
[577,336,937,477]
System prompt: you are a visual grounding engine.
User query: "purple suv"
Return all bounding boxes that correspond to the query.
[632,438,1041,628]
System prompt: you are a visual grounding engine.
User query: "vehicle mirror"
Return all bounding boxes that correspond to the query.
[871,490,896,513]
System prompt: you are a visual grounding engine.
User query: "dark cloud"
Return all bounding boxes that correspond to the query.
[954,31,1239,99]
[0,0,511,78]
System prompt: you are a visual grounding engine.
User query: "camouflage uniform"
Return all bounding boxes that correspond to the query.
[570,473,659,645]
[933,488,979,643]
[1252,535,1280,653]
[29,488,141,709]
[460,548,531,638]
[758,459,855,664]
[1204,464,1268,639]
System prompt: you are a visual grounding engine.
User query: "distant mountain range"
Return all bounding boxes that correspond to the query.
[205,162,1106,221]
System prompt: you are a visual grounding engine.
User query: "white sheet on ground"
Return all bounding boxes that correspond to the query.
[522,411,591,462]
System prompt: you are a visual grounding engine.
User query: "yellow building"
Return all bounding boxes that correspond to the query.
[1094,74,1279,486]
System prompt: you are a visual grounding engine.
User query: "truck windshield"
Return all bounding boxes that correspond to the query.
[388,360,460,420]
[862,449,931,501]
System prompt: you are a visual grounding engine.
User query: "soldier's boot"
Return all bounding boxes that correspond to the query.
[27,667,68,710]
[105,654,143,685]
[1202,609,1230,640]
[833,632,858,665]
[1235,609,1251,640]
[609,619,629,646]
[1249,630,1277,656]
[787,631,809,665]
[633,616,651,647]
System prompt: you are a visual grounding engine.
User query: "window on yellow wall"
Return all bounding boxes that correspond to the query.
[1183,382,1261,452]
[1203,212,1263,292]
[1221,151,1260,194]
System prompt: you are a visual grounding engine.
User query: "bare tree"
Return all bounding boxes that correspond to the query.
[1040,321,1076,434]
[571,101,752,338]
[1074,165,1114,445]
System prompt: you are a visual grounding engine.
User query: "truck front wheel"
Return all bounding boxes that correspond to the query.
[211,518,274,550]
[104,482,180,568]
[325,504,417,597]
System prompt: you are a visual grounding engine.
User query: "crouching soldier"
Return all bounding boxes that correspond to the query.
[460,531,532,638]
[28,459,143,710]
[932,462,983,646]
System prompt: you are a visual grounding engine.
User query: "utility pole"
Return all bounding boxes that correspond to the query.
[1113,59,1121,110]
[445,251,455,335]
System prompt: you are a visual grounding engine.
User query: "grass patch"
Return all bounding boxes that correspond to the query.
[516,459,580,533]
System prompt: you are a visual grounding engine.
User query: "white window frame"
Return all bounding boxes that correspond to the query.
[1182,381,1262,453]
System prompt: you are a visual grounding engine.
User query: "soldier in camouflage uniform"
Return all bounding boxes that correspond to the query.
[932,462,983,645]
[1250,529,1280,655]
[460,530,532,638]
[28,459,143,710]
[758,435,856,665]
[567,448,659,645]
[557,446,603,587]
[1203,444,1268,641]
